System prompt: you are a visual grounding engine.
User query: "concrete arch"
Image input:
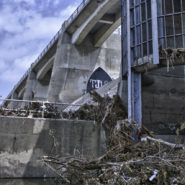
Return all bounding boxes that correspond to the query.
[71,0,120,45]
[37,56,55,81]
[18,88,25,99]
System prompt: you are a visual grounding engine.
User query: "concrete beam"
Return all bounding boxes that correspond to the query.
[7,92,18,108]
[94,10,121,47]
[18,88,25,99]
[23,71,36,102]
[37,56,55,81]
[98,14,114,24]
[72,0,119,45]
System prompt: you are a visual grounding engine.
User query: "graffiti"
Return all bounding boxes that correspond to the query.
[87,67,112,93]
[89,79,109,89]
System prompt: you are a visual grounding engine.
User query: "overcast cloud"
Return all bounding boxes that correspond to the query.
[0,0,81,98]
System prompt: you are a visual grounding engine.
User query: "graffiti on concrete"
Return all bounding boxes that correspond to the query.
[87,67,112,93]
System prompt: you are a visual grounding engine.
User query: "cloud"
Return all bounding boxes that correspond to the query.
[14,0,35,5]
[0,2,79,54]
[0,54,37,83]
[0,60,7,70]
[0,1,79,78]
[60,3,80,18]
[53,0,60,6]
[0,0,81,98]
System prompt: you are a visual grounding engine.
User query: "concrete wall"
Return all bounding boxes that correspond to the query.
[0,116,106,178]
[119,66,185,136]
[142,67,185,135]
[0,179,53,185]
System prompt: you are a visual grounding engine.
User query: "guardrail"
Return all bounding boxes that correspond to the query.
[6,0,91,100]
[0,98,82,107]
[0,98,82,119]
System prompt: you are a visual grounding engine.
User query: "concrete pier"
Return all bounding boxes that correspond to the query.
[47,33,121,103]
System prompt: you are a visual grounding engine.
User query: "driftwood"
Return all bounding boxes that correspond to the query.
[42,120,185,185]
[146,136,185,150]
[41,92,185,184]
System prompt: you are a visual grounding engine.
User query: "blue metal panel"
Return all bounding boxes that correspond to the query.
[132,72,142,125]
[121,0,128,77]
[121,0,142,126]
[151,0,159,64]
[126,0,132,122]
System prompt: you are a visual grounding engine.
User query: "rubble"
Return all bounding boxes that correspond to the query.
[1,92,184,184]
[135,47,185,73]
[42,120,185,185]
[63,91,127,142]
[160,47,185,72]
[42,92,185,185]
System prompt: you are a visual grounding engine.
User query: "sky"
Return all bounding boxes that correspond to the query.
[0,0,81,98]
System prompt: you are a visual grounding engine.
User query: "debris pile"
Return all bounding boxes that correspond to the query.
[0,102,61,119]
[43,120,185,184]
[63,91,127,141]
[42,92,185,184]
[159,47,185,72]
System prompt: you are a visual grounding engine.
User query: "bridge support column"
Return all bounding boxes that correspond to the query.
[8,91,18,109]
[47,33,101,103]
[21,70,36,108]
[23,71,36,100]
[120,0,142,128]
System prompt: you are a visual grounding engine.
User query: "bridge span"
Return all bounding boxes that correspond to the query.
[4,0,121,106]
[3,0,185,134]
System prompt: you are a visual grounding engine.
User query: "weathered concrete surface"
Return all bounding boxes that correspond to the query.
[71,0,120,45]
[156,135,185,144]
[23,71,36,101]
[0,179,52,185]
[119,66,185,135]
[47,33,121,103]
[0,116,106,178]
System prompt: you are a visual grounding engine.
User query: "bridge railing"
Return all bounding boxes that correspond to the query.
[6,0,91,101]
[0,98,82,119]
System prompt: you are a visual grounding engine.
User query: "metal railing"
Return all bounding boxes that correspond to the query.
[0,98,82,107]
[6,0,91,100]
[0,98,82,119]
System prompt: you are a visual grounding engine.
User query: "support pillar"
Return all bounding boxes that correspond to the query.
[8,91,18,109]
[121,0,142,125]
[21,70,36,108]
[47,33,101,103]
[23,70,36,100]
[130,72,142,125]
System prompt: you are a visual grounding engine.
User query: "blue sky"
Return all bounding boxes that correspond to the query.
[0,0,81,98]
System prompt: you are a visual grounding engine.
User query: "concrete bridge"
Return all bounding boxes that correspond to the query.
[1,0,185,179]
[4,0,122,106]
[3,0,185,134]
